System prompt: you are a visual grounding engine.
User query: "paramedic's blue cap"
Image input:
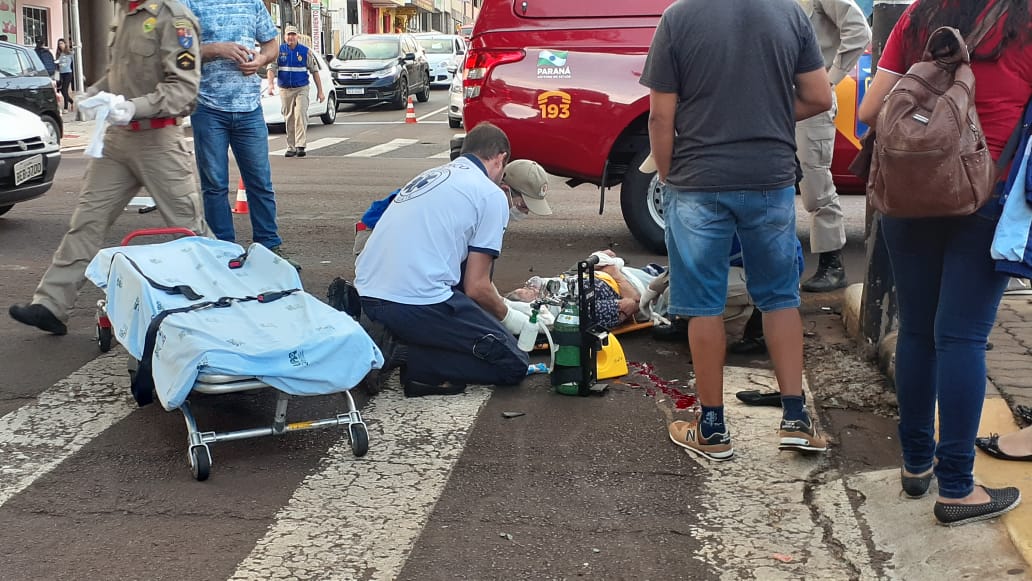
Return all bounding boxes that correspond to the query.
[504,159,552,216]
[285,25,299,35]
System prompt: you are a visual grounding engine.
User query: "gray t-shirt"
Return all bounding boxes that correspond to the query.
[640,0,825,191]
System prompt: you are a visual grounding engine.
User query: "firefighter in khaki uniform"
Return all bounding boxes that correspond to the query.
[8,0,207,335]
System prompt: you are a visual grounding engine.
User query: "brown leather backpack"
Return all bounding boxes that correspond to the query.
[868,3,1008,218]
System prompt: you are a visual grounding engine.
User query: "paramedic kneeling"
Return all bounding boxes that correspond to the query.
[354,123,553,397]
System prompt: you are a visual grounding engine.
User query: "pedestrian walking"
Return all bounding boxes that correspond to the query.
[181,0,300,269]
[266,24,325,158]
[55,38,75,112]
[642,0,833,461]
[858,0,1030,526]
[796,0,871,292]
[34,39,56,78]
[9,0,207,335]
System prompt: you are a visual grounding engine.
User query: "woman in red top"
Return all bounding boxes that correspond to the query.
[858,0,1031,526]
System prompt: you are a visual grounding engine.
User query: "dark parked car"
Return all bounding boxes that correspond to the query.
[0,40,62,143]
[328,34,431,110]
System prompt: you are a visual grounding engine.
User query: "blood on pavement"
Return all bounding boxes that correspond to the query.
[623,361,697,410]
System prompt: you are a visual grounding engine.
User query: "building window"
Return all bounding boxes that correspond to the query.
[23,6,48,46]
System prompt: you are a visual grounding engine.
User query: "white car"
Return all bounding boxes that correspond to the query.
[260,51,337,127]
[0,101,61,216]
[448,64,464,129]
[415,33,466,88]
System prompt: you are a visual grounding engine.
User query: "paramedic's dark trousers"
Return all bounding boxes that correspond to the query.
[361,292,529,386]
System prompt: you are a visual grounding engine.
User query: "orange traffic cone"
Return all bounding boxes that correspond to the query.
[405,96,417,124]
[231,178,249,214]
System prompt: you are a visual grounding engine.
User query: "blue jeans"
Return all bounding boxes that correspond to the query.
[881,213,1009,499]
[663,185,800,317]
[190,104,282,249]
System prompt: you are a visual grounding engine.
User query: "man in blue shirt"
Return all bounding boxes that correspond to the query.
[181,0,300,269]
[266,24,325,158]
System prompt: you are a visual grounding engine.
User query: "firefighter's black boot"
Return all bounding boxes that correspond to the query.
[801,250,847,293]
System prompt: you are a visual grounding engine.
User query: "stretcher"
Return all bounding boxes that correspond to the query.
[86,229,384,481]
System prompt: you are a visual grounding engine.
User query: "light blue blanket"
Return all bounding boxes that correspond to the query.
[86,237,384,411]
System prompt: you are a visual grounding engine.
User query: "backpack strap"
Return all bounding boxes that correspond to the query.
[965,1,1009,51]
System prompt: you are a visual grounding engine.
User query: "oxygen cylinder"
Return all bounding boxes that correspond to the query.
[551,297,581,395]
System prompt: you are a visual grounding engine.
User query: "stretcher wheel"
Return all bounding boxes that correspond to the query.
[97,324,113,352]
[349,423,369,457]
[189,446,211,481]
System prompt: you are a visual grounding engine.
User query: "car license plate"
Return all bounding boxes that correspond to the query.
[345,87,364,95]
[13,154,43,186]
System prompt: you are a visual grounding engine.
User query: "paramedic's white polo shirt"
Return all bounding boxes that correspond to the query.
[355,155,509,305]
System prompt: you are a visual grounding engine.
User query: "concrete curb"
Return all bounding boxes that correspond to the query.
[840,282,1031,568]
[840,282,896,386]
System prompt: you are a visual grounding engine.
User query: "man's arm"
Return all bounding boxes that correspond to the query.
[463,251,507,319]
[239,38,277,76]
[821,0,872,85]
[199,42,251,63]
[795,67,833,121]
[647,90,677,183]
[308,51,325,101]
[857,69,901,127]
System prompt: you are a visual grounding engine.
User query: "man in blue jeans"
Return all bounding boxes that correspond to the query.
[642,0,833,461]
[181,0,299,269]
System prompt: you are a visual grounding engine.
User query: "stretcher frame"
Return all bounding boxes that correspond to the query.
[99,228,370,481]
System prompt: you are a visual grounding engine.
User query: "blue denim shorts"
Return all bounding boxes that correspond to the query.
[663,185,801,317]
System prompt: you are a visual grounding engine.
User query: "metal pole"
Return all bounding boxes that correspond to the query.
[70,0,85,95]
[860,0,913,354]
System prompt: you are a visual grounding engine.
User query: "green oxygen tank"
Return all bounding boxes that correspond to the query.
[551,296,581,396]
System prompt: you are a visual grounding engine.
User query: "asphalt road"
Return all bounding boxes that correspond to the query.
[0,94,897,580]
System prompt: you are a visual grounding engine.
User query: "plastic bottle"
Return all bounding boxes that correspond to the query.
[517,310,539,352]
[551,297,581,395]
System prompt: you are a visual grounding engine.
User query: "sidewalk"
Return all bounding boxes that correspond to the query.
[59,110,92,150]
[842,283,1032,570]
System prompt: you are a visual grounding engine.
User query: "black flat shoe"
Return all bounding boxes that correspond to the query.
[9,303,67,335]
[403,378,467,398]
[975,433,1032,462]
[934,486,1021,527]
[735,390,783,407]
[900,467,934,498]
[728,336,767,355]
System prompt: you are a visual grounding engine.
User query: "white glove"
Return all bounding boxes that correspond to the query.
[107,99,136,126]
[502,298,534,317]
[501,306,530,336]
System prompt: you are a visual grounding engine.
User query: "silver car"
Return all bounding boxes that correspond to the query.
[415,34,466,88]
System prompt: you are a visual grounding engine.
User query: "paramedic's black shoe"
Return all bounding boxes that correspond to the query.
[9,303,67,335]
[366,327,408,395]
[801,250,847,293]
[327,277,361,319]
[285,148,297,158]
[269,245,302,271]
[401,371,467,398]
[296,147,306,158]
[653,317,688,342]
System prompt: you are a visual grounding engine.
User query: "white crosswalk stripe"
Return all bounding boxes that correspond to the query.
[0,351,135,508]
[231,385,490,579]
[429,150,451,159]
[345,138,420,158]
[270,137,349,157]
